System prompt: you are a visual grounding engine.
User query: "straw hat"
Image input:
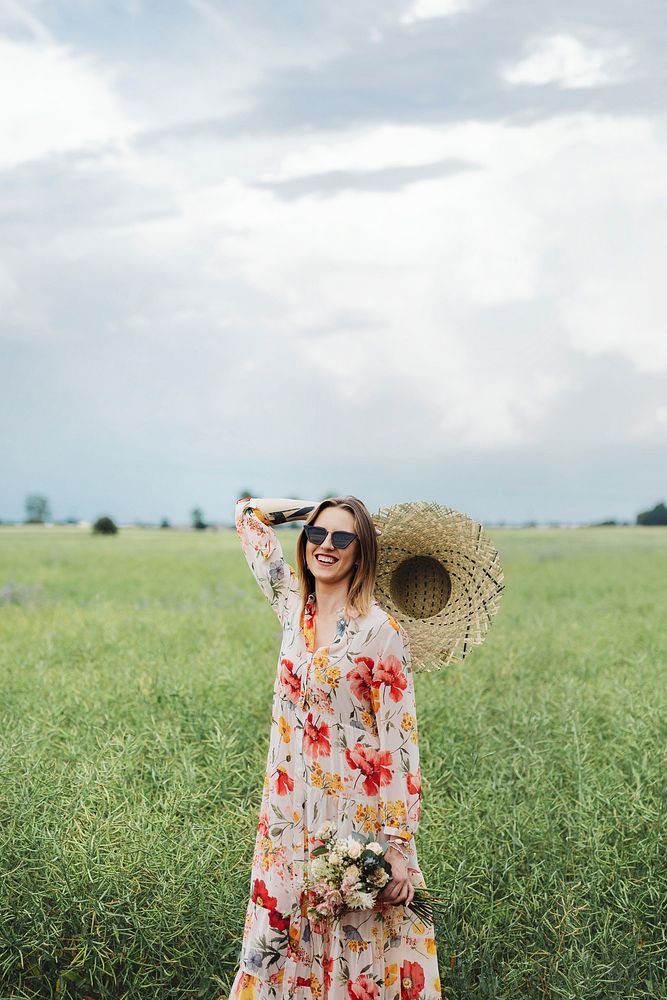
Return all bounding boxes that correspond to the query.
[371,501,504,673]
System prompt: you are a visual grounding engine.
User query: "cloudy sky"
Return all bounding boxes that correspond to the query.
[1,0,666,526]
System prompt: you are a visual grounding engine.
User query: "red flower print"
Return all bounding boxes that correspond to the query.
[400,960,425,1000]
[345,743,393,796]
[275,766,295,795]
[347,656,374,705]
[280,658,301,704]
[372,653,407,703]
[257,811,269,836]
[407,768,422,796]
[252,878,277,910]
[269,908,290,931]
[303,712,331,759]
[323,955,334,990]
[347,972,380,1000]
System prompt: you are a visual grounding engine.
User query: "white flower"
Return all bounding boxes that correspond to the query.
[344,864,360,880]
[366,842,383,854]
[345,890,375,910]
[314,821,333,840]
[328,850,343,866]
[345,837,362,859]
[310,857,331,879]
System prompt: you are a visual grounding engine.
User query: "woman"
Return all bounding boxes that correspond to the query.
[228,495,442,1000]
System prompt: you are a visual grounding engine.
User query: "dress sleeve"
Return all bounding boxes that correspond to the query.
[371,618,422,844]
[234,497,301,628]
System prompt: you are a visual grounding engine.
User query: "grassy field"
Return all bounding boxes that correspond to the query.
[0,524,665,999]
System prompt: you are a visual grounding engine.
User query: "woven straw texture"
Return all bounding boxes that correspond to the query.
[372,500,504,673]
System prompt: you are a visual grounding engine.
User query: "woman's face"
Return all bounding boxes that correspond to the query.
[305,506,359,589]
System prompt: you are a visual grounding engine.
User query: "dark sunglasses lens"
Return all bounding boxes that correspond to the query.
[305,526,327,544]
[332,532,356,548]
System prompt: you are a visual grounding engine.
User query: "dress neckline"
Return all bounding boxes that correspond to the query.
[302,592,359,654]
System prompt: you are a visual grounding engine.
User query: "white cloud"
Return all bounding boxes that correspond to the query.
[2,20,665,463]
[0,0,53,44]
[399,0,479,26]
[0,35,137,168]
[101,112,661,452]
[503,33,636,89]
[7,109,665,455]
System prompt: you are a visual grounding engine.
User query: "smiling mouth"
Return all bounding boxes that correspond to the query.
[315,555,338,565]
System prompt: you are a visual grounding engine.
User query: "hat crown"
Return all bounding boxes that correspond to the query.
[390,555,452,619]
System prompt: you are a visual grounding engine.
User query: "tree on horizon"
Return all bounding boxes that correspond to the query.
[24,494,51,524]
[637,501,667,525]
[191,507,207,530]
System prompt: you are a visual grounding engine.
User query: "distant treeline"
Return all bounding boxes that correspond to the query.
[2,494,666,529]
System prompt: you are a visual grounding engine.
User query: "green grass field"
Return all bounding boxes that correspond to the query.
[1,524,665,999]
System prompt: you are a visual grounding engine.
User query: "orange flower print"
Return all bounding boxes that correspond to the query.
[251,878,277,910]
[303,712,331,759]
[384,963,398,988]
[280,658,301,704]
[301,598,316,650]
[407,768,421,796]
[347,973,380,999]
[345,743,393,796]
[275,766,295,795]
[372,653,407,703]
[237,972,257,1000]
[386,613,401,631]
[347,656,375,706]
[400,960,425,1000]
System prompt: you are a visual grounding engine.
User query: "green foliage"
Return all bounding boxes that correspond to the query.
[191,507,206,531]
[24,493,51,524]
[0,525,665,997]
[92,515,118,535]
[637,501,667,526]
[160,518,171,529]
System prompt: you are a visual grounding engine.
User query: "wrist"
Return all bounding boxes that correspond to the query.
[245,498,317,524]
[385,841,410,862]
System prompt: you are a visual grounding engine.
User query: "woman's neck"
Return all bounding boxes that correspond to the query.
[313,580,351,618]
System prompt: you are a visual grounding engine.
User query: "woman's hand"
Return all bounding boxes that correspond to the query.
[376,846,415,907]
[244,498,319,524]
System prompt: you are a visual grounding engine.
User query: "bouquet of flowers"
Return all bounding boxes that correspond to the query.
[301,822,445,926]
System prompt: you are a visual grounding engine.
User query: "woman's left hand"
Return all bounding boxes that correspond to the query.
[376,846,415,907]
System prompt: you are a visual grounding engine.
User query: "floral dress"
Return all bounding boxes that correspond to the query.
[228,499,442,1000]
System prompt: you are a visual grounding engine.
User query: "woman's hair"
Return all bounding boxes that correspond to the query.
[296,496,378,620]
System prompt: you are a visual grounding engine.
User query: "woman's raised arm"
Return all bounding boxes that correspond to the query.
[244,498,319,525]
[234,497,317,627]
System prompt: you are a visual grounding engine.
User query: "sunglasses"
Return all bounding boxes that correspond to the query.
[304,525,358,549]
